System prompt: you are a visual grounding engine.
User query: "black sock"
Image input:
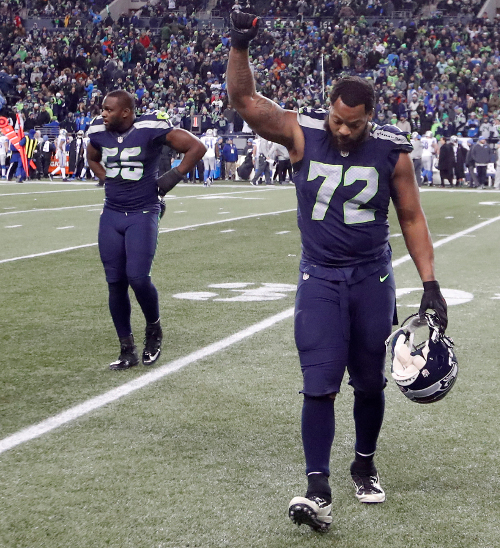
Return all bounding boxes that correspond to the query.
[351,453,377,476]
[306,473,331,503]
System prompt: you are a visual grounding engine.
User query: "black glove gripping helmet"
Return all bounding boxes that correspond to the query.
[385,313,458,404]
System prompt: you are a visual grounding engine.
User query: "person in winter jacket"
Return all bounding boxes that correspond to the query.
[470,137,495,188]
[222,137,238,180]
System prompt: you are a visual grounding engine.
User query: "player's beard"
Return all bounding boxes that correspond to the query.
[324,118,370,153]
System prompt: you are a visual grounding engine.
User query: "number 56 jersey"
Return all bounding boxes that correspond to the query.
[294,108,413,269]
[88,111,174,212]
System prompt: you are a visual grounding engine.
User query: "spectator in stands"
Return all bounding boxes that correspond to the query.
[396,114,411,133]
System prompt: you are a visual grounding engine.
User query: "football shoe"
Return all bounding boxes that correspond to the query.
[288,495,332,532]
[142,322,163,366]
[350,461,385,503]
[109,335,139,371]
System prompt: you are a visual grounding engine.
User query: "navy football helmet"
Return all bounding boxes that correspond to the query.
[386,313,458,404]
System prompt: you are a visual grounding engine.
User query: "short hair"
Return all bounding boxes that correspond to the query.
[329,76,375,114]
[105,89,134,111]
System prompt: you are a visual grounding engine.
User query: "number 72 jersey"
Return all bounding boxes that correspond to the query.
[294,108,413,268]
[88,111,174,212]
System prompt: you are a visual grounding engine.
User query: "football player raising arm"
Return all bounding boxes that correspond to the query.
[227,12,447,533]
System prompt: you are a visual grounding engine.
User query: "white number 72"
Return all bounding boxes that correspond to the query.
[309,161,379,224]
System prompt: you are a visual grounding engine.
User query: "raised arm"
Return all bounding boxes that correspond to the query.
[226,12,303,161]
[390,151,448,331]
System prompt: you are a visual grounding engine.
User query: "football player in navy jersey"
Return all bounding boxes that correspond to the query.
[87,90,206,371]
[227,13,448,532]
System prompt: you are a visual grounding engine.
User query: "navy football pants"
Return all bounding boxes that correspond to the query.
[98,207,160,338]
[294,268,396,473]
[294,268,395,396]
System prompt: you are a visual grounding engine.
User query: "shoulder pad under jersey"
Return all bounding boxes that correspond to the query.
[297,107,327,129]
[87,116,105,135]
[134,111,173,129]
[154,110,170,121]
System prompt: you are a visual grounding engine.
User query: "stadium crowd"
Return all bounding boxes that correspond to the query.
[0,0,499,186]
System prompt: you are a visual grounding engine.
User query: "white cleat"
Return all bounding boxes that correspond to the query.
[288,496,332,532]
[351,473,386,503]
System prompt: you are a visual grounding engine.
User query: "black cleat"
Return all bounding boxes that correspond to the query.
[288,496,332,532]
[109,335,140,371]
[142,322,163,366]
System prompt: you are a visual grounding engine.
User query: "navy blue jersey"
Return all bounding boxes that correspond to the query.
[294,108,412,270]
[88,111,174,212]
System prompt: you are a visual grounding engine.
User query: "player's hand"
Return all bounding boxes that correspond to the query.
[157,167,184,196]
[419,280,448,333]
[230,11,260,50]
[159,198,166,220]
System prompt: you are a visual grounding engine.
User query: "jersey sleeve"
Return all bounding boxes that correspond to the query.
[87,116,105,151]
[134,111,174,140]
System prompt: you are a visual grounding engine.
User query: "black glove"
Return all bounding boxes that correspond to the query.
[230,11,260,50]
[157,167,183,197]
[159,198,166,220]
[419,280,448,332]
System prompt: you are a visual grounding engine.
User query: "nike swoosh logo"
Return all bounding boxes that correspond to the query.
[379,273,389,283]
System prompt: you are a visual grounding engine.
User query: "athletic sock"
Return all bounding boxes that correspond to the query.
[306,472,331,502]
[108,280,132,338]
[353,390,385,457]
[302,394,335,477]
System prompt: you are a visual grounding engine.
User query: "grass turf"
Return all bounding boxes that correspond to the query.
[0,181,499,547]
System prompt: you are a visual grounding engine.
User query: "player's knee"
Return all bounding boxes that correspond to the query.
[128,275,154,293]
[352,382,387,401]
[108,279,128,296]
[302,391,337,401]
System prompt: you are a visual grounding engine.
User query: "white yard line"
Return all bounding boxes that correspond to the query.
[392,215,500,267]
[0,187,290,217]
[0,203,104,216]
[0,209,297,264]
[0,215,499,454]
[0,308,295,455]
[0,184,291,200]
[0,188,101,197]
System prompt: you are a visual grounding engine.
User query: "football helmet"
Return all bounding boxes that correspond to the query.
[386,313,458,404]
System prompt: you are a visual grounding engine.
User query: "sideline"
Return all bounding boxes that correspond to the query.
[1,215,499,454]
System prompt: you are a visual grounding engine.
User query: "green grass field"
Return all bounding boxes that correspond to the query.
[1,180,499,548]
